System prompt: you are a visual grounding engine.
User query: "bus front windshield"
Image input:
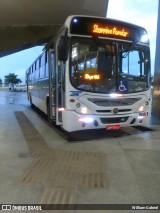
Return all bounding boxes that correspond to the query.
[70,37,151,94]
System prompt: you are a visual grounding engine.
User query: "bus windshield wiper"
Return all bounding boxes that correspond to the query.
[123,41,137,58]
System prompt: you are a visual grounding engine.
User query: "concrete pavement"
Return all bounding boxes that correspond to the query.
[0,89,160,213]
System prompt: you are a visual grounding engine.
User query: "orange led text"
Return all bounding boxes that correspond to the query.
[85,74,100,80]
[93,24,128,37]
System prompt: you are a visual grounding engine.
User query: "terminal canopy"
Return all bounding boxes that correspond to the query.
[0,0,108,57]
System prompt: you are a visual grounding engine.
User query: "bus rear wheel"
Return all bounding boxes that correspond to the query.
[29,94,34,108]
[47,100,50,122]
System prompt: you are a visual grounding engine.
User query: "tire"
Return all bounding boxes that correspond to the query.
[29,94,34,108]
[47,100,50,121]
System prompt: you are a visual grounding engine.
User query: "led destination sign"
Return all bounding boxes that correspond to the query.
[70,16,149,43]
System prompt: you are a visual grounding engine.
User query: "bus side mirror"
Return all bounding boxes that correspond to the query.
[58,36,69,61]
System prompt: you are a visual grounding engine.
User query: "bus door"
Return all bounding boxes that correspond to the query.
[48,49,56,121]
[56,60,66,124]
[55,35,69,125]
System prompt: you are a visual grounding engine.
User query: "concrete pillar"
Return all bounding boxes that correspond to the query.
[152,0,160,116]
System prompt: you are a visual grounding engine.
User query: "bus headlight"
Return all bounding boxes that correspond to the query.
[138,112,148,120]
[137,101,149,113]
[75,102,92,114]
[136,102,149,119]
[79,106,92,114]
[138,105,145,112]
[76,102,81,108]
[81,107,88,114]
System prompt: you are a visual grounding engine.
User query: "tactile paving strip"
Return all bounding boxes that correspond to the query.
[15,111,108,206]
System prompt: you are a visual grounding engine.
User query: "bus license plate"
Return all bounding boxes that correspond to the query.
[106,125,120,130]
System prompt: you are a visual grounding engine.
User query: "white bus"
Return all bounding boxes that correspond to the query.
[26,15,151,132]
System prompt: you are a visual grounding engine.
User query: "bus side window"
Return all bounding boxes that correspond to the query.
[33,65,36,80]
[29,67,32,81]
[39,54,46,78]
[45,52,49,78]
[51,52,55,85]
[37,61,40,79]
[39,57,41,78]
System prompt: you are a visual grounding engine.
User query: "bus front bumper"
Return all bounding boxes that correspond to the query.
[62,111,149,132]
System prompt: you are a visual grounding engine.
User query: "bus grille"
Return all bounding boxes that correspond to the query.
[96,109,131,113]
[100,117,129,124]
[88,98,141,106]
